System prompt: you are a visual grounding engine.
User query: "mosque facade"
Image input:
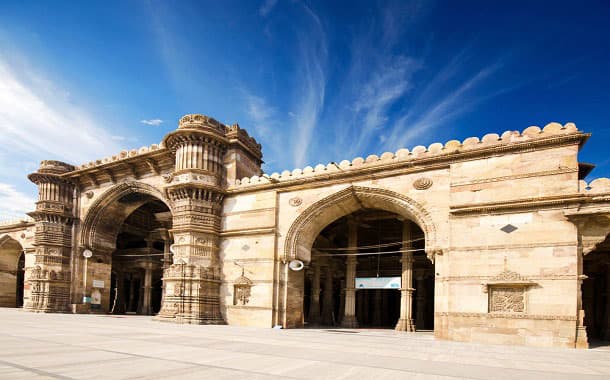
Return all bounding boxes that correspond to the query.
[1,114,609,349]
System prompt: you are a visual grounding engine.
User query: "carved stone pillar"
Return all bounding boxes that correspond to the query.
[26,161,75,313]
[307,262,321,324]
[341,256,359,328]
[321,262,334,326]
[128,274,137,312]
[341,218,358,328]
[415,270,427,330]
[160,230,172,271]
[395,221,415,332]
[156,115,227,325]
[142,267,153,315]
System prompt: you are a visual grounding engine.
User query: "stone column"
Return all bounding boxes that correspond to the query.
[142,267,153,315]
[26,161,75,313]
[415,270,427,330]
[161,231,171,271]
[128,274,136,312]
[307,262,321,324]
[395,221,415,332]
[321,262,334,326]
[341,256,359,328]
[341,218,359,328]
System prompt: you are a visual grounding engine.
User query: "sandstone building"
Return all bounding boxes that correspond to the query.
[1,114,609,349]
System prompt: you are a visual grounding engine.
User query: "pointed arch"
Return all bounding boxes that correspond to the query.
[283,185,441,263]
[0,235,24,307]
[80,182,173,253]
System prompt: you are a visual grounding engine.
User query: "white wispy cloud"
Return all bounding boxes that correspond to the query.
[242,92,283,169]
[385,60,505,150]
[291,3,328,168]
[0,59,121,164]
[140,119,163,126]
[259,0,278,17]
[0,183,35,221]
[346,56,420,156]
[0,49,122,220]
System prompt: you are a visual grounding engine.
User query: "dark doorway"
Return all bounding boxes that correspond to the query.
[16,253,24,307]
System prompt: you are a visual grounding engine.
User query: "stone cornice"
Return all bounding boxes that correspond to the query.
[450,194,588,215]
[450,167,579,187]
[0,220,34,233]
[63,147,174,188]
[220,227,276,237]
[449,241,577,252]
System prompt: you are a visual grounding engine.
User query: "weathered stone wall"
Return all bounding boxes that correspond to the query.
[2,117,609,349]
[442,143,582,347]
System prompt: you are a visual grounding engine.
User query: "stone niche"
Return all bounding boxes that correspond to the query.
[233,272,253,306]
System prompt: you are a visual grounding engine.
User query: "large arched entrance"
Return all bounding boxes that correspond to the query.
[0,236,25,308]
[281,186,440,329]
[303,210,434,330]
[80,183,173,315]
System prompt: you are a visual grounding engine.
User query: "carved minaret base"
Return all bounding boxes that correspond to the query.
[156,263,223,324]
[27,160,75,313]
[155,114,229,325]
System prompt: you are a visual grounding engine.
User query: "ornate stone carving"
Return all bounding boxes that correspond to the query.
[413,177,433,190]
[492,269,525,282]
[233,272,253,306]
[489,287,525,313]
[289,197,303,207]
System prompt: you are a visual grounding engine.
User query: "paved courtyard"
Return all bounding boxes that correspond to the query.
[0,309,609,379]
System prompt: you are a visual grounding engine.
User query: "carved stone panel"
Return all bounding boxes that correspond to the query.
[489,287,525,313]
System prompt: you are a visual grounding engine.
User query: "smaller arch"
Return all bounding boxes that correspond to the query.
[0,235,25,307]
[283,185,441,263]
[80,182,173,252]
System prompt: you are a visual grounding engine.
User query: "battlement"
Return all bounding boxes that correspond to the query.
[70,115,263,174]
[230,122,587,189]
[72,142,165,172]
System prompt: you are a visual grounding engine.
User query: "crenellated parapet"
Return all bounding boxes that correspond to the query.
[231,122,586,190]
[25,161,76,313]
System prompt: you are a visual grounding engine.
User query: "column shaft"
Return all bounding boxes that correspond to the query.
[341,256,359,328]
[395,221,416,332]
[415,271,426,330]
[142,268,153,315]
[321,263,334,326]
[341,218,359,327]
[307,263,321,324]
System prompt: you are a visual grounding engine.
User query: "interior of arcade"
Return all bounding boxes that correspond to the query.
[0,237,25,308]
[303,210,434,330]
[105,194,173,315]
[582,233,610,343]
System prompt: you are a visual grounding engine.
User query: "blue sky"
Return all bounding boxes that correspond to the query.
[0,0,609,220]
